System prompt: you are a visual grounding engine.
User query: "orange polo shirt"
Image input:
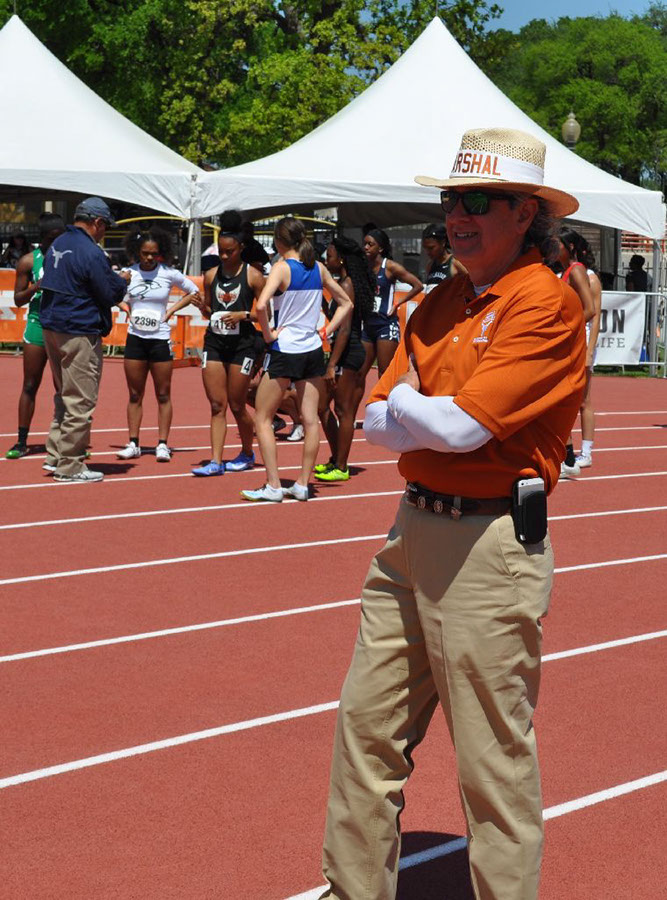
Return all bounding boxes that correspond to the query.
[368,249,586,497]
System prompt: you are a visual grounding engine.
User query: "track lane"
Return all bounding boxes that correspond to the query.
[2,645,666,899]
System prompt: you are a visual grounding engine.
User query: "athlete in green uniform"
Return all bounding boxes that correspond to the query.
[6,213,64,459]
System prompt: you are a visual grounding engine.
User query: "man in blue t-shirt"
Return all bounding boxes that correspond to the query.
[40,197,130,482]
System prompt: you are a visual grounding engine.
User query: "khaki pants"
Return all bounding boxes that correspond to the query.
[320,498,553,900]
[43,331,103,476]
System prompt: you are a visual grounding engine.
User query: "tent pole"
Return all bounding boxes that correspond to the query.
[186,219,202,275]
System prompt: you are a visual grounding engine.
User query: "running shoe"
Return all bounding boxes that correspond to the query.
[225,451,255,472]
[559,461,581,479]
[315,466,350,482]
[314,460,334,474]
[43,461,57,473]
[192,460,225,476]
[5,443,28,459]
[281,481,309,501]
[155,443,172,462]
[272,416,287,433]
[54,468,104,483]
[575,454,592,469]
[241,483,283,502]
[286,424,305,442]
[117,442,141,460]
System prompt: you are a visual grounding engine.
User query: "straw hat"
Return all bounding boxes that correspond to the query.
[415,127,579,218]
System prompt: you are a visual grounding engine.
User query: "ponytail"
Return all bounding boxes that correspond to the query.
[274,216,316,270]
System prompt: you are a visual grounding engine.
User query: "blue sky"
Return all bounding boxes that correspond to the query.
[488,0,653,31]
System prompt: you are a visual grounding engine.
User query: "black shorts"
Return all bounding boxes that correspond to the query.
[124,333,173,363]
[266,346,326,381]
[334,333,366,372]
[362,315,400,344]
[203,331,262,374]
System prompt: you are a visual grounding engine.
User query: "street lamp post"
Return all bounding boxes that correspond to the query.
[562,111,581,150]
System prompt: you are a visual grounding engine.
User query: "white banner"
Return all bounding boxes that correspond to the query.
[595,292,645,365]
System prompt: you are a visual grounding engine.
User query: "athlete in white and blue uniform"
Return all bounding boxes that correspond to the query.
[241,217,353,503]
[362,228,423,377]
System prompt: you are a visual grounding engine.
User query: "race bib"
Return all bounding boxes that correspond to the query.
[210,311,240,336]
[130,310,161,333]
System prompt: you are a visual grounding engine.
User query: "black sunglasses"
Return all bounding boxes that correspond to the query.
[440,189,512,216]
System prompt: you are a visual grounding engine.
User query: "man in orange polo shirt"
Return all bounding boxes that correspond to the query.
[319,128,586,900]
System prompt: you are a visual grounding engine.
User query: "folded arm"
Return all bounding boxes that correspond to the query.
[386,383,492,452]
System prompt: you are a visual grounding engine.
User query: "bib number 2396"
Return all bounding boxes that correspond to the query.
[130,311,160,333]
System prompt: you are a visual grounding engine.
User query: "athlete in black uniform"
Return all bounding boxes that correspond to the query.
[316,237,375,482]
[421,222,464,292]
[193,211,265,476]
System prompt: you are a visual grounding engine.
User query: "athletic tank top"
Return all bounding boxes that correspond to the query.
[425,255,455,290]
[561,261,585,284]
[28,247,44,317]
[324,281,362,341]
[371,258,395,318]
[209,263,255,340]
[273,259,323,353]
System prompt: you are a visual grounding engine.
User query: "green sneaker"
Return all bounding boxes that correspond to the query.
[315,466,350,482]
[314,460,334,475]
[5,443,28,459]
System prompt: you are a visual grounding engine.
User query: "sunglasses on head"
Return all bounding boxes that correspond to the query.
[440,189,513,216]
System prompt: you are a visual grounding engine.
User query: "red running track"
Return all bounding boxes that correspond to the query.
[1,357,666,899]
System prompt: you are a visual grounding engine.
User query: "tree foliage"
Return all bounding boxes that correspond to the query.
[1,0,501,168]
[483,13,667,189]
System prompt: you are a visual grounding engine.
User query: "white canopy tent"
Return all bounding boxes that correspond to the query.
[194,17,665,240]
[0,16,200,218]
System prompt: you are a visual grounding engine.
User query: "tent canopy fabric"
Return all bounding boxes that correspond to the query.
[195,18,665,239]
[0,16,200,218]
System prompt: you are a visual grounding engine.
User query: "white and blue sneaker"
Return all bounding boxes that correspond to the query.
[281,481,309,501]
[192,460,225,477]
[225,451,255,472]
[240,483,283,502]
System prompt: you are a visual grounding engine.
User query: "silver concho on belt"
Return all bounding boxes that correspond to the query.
[417,495,427,509]
[433,499,444,514]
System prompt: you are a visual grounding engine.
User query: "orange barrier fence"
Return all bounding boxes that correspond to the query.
[0,270,424,361]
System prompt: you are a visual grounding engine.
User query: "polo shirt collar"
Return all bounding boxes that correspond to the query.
[463,248,545,304]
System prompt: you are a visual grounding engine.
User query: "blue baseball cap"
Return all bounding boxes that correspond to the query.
[74,197,116,226]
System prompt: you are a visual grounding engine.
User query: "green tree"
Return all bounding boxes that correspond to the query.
[1,1,502,167]
[483,14,667,189]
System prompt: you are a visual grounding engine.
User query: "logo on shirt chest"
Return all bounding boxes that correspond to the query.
[472,310,496,344]
[216,283,241,308]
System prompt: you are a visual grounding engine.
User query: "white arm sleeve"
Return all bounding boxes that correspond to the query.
[363,401,425,453]
[171,269,199,295]
[387,383,493,453]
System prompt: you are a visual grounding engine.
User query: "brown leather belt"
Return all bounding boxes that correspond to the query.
[404,482,511,520]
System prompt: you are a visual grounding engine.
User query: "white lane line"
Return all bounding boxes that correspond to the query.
[4,525,667,589]
[285,770,667,899]
[0,410,661,441]
[0,599,363,662]
[1,629,665,787]
[593,444,667,452]
[572,426,666,432]
[0,701,341,789]
[0,489,404,531]
[572,470,667,482]
[1,572,663,664]
[0,420,366,439]
[0,533,388,587]
[0,457,397,491]
[6,491,667,533]
[556,552,667,574]
[0,437,367,465]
